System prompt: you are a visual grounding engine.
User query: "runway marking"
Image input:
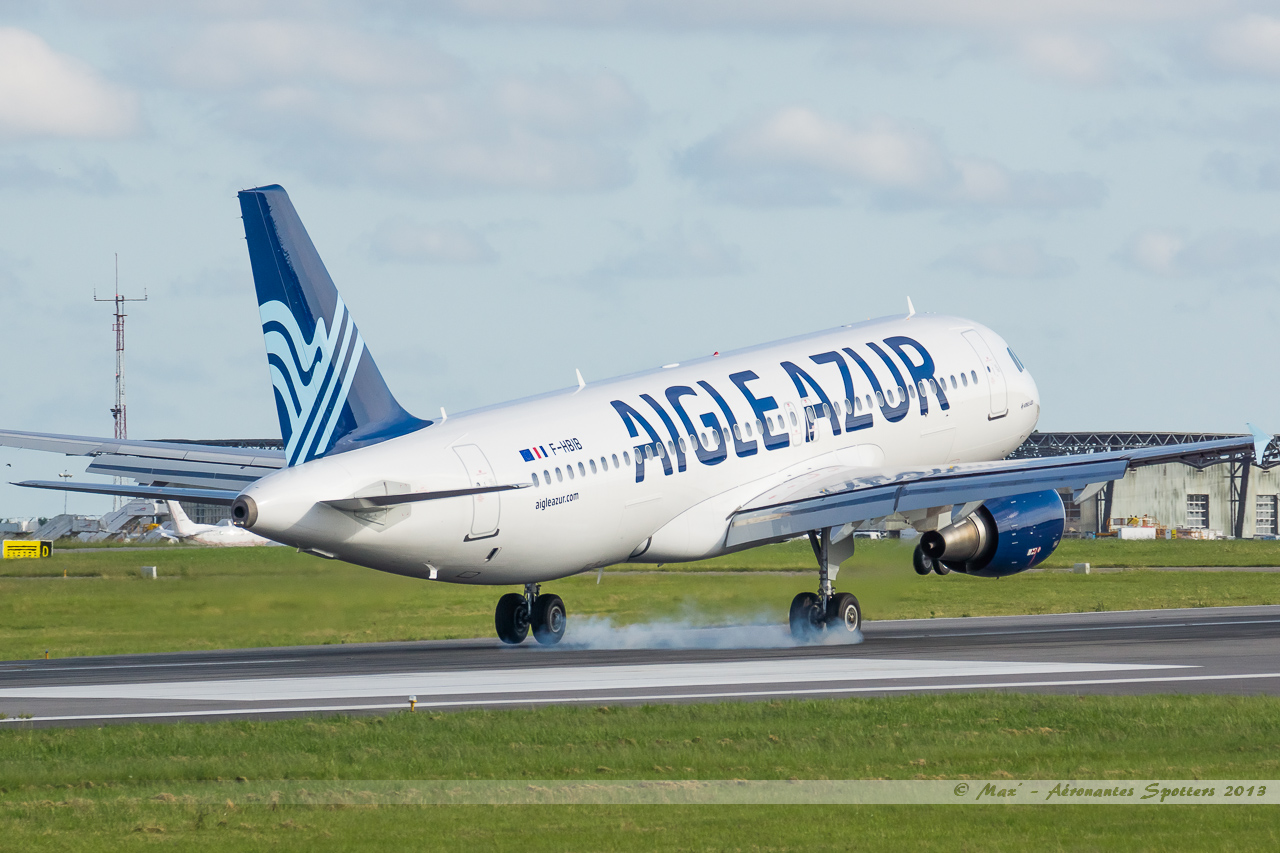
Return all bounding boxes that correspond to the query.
[0,659,303,674]
[869,618,1280,641]
[4,672,1279,725]
[0,658,1182,703]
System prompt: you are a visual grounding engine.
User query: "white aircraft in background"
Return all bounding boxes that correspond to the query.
[159,501,276,547]
[2,185,1263,646]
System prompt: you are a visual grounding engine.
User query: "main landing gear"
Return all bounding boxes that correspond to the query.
[789,526,862,642]
[495,583,566,646]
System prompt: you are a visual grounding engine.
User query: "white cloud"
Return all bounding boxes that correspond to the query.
[0,28,139,139]
[153,19,648,193]
[1208,14,1280,76]
[592,224,743,280]
[1017,33,1113,84]
[163,20,464,90]
[368,219,497,264]
[678,107,1105,209]
[939,239,1077,278]
[1122,228,1280,275]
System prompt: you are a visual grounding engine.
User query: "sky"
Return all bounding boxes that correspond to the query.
[1,1,1279,517]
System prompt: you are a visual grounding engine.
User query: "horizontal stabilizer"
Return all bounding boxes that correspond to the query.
[324,483,528,513]
[14,480,240,506]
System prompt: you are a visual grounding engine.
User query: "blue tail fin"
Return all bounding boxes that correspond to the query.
[238,184,430,466]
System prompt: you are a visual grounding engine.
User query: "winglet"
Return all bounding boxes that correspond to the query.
[906,296,916,318]
[575,368,586,392]
[1247,423,1271,464]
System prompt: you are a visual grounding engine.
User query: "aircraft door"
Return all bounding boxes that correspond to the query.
[962,330,1008,419]
[454,444,500,540]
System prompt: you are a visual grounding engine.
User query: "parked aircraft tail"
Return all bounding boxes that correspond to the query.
[165,500,197,537]
[238,184,430,466]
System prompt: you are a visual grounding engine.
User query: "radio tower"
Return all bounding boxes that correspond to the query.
[94,255,147,508]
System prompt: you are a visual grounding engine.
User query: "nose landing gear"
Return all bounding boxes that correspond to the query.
[789,526,861,642]
[496,583,566,646]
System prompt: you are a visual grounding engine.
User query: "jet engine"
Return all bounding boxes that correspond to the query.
[917,489,1065,577]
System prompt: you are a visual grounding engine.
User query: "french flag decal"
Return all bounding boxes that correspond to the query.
[519,446,549,462]
[520,449,535,462]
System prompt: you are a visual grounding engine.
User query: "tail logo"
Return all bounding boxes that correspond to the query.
[260,296,366,466]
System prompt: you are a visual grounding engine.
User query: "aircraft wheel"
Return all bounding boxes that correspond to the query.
[912,545,934,576]
[789,592,824,641]
[826,592,861,635]
[495,592,530,644]
[531,593,567,646]
[933,562,952,576]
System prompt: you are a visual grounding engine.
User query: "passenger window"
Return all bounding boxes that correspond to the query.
[961,373,968,387]
[567,465,575,479]
[971,370,978,384]
[789,410,798,426]
[678,436,686,454]
[544,469,551,483]
[578,462,586,476]
[755,419,763,434]
[589,459,597,474]
[556,467,563,482]
[854,397,862,413]
[744,421,754,438]
[667,441,675,457]
[532,473,540,487]
[950,375,957,389]
[886,389,895,405]
[600,456,607,470]
[623,451,631,466]
[733,424,742,441]
[876,391,885,407]
[865,394,873,410]
[929,379,938,394]
[907,384,915,399]
[612,454,620,468]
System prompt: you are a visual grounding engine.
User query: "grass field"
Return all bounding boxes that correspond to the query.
[0,694,1277,850]
[2,543,1280,659]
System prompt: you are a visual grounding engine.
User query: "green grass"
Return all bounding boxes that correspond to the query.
[1,694,1278,850]
[3,546,1280,659]
[650,536,1280,571]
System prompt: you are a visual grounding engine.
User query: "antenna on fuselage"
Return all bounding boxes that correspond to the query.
[575,368,586,392]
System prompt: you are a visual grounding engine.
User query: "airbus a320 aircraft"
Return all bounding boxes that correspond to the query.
[2,185,1263,646]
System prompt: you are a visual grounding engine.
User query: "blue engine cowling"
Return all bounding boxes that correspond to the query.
[919,489,1065,578]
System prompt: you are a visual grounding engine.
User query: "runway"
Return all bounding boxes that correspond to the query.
[2,604,1278,727]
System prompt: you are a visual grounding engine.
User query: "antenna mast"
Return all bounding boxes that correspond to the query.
[94,254,147,442]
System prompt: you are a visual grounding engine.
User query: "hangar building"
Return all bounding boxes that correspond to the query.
[1012,432,1280,539]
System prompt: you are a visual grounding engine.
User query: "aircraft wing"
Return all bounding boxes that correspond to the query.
[0,428,283,491]
[725,435,1257,548]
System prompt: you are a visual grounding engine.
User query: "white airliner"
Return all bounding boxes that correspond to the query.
[2,185,1263,645]
[160,500,277,547]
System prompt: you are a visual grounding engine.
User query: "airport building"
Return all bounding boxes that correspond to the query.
[1012,432,1280,539]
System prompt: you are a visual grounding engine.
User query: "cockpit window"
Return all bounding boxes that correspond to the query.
[1008,347,1025,372]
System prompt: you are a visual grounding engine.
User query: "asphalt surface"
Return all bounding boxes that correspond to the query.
[2,605,1278,727]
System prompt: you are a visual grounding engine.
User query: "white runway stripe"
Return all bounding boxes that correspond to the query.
[0,657,1183,703]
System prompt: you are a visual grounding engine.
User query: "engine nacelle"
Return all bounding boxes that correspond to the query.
[918,490,1064,577]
